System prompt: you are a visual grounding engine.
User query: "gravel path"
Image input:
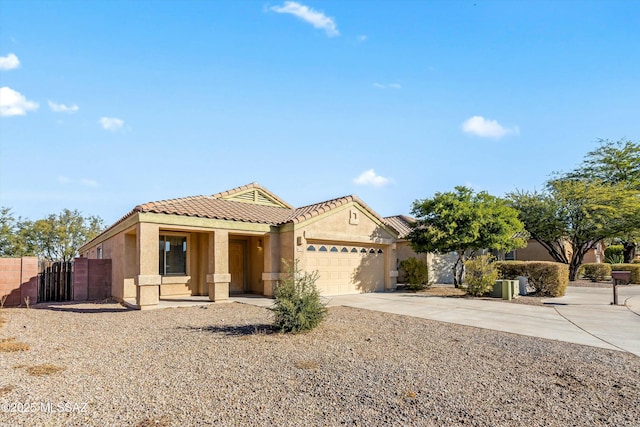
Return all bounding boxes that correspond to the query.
[1,302,638,426]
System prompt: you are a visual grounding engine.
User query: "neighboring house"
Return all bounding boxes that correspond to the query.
[383,215,457,284]
[80,183,400,309]
[507,239,604,264]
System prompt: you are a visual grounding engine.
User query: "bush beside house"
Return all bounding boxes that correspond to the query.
[398,257,430,291]
[610,264,640,284]
[271,261,327,333]
[494,261,568,297]
[464,255,498,296]
[580,263,612,282]
[604,245,624,264]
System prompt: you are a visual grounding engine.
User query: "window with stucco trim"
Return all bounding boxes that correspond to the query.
[330,247,338,252]
[319,246,327,252]
[341,247,348,253]
[159,235,187,276]
[307,245,316,251]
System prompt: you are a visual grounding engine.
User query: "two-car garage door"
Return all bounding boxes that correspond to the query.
[305,242,385,296]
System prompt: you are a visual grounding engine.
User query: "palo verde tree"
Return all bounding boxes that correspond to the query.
[408,186,527,286]
[0,207,104,262]
[509,178,640,281]
[564,139,640,262]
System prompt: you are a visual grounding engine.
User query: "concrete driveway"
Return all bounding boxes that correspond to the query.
[234,285,640,356]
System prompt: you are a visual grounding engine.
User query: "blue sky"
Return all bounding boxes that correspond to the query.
[1,0,639,225]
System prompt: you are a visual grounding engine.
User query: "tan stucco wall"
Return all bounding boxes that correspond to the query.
[395,241,457,284]
[81,202,400,303]
[515,240,562,262]
[294,203,397,290]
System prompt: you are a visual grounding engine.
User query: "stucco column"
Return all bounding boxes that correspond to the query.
[261,233,281,297]
[206,230,230,301]
[135,222,161,310]
[387,243,398,290]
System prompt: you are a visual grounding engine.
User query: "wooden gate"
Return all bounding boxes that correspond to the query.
[38,261,74,302]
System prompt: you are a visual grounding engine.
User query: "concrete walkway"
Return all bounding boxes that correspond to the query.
[233,285,640,356]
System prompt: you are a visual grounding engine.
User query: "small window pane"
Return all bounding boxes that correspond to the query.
[319,246,327,252]
[330,247,338,252]
[377,249,384,254]
[307,245,316,251]
[159,235,187,275]
[360,248,367,253]
[369,248,376,254]
[351,248,358,253]
[341,247,348,253]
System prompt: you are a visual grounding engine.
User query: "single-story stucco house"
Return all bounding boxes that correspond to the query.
[510,239,605,264]
[80,183,401,309]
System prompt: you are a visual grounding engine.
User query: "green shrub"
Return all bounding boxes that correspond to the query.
[610,264,640,284]
[494,261,527,280]
[399,257,430,291]
[271,260,327,333]
[604,245,624,264]
[464,255,499,297]
[579,263,611,282]
[494,261,568,297]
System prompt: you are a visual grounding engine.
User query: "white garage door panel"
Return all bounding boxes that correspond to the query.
[305,243,385,296]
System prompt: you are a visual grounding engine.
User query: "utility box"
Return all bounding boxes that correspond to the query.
[517,276,529,296]
[492,280,519,300]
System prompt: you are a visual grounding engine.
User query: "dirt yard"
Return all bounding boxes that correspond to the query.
[0,302,638,426]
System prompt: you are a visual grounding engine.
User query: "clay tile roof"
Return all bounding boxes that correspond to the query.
[134,195,294,225]
[383,215,416,239]
[286,195,395,234]
[81,184,398,250]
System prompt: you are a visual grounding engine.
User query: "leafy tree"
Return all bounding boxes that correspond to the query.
[408,186,527,286]
[565,139,640,190]
[565,139,640,262]
[0,207,23,257]
[510,179,640,281]
[0,208,103,262]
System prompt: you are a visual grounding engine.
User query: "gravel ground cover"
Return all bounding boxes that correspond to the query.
[1,302,639,427]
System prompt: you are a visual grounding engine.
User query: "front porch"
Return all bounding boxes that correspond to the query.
[127,221,282,310]
[122,294,274,310]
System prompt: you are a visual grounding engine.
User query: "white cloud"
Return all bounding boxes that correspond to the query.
[270,1,339,37]
[99,116,124,131]
[58,176,98,186]
[461,115,519,138]
[0,53,20,71]
[357,35,367,42]
[80,178,98,187]
[353,169,390,187]
[48,100,79,113]
[0,86,39,117]
[373,82,402,89]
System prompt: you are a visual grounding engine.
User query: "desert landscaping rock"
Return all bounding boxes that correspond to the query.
[0,303,638,426]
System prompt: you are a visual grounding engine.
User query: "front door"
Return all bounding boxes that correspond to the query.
[229,240,246,293]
